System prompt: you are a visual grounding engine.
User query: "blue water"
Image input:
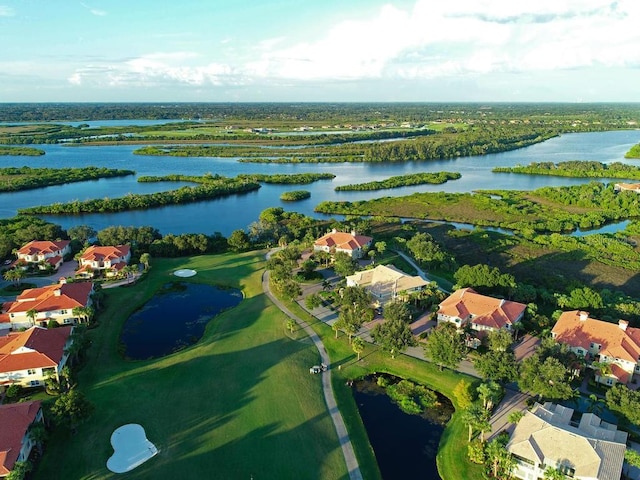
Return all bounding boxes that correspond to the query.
[352,376,452,480]
[0,129,638,236]
[120,282,242,360]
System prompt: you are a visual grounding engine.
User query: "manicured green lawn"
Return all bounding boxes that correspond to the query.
[34,252,348,480]
[281,298,484,480]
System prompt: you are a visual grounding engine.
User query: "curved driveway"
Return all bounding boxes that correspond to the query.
[262,261,363,480]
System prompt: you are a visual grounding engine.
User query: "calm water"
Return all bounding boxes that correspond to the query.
[120,282,242,360]
[0,130,638,235]
[352,376,453,480]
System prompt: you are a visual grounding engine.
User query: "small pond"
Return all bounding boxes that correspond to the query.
[120,282,242,360]
[352,374,453,480]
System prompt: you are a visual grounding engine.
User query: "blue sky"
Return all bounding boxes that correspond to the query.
[1,0,639,102]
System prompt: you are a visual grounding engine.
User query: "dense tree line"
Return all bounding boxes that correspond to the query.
[0,166,134,192]
[335,172,460,191]
[138,172,335,185]
[18,178,260,214]
[493,160,640,179]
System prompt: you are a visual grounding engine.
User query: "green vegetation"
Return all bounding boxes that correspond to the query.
[138,172,335,185]
[0,166,134,192]
[34,252,349,479]
[280,190,311,201]
[625,143,640,158]
[335,171,461,191]
[0,216,66,259]
[316,182,640,235]
[493,160,640,179]
[17,177,260,214]
[0,146,45,156]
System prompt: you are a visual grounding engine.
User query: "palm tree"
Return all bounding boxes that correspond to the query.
[28,421,48,456]
[139,253,151,270]
[543,466,567,480]
[463,403,491,442]
[25,309,38,327]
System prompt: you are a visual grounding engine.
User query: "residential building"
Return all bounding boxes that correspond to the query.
[3,282,93,329]
[313,229,373,259]
[346,264,428,306]
[552,310,640,385]
[0,401,43,478]
[76,245,131,278]
[15,240,70,271]
[437,288,526,334]
[506,402,626,480]
[614,182,640,193]
[0,326,73,388]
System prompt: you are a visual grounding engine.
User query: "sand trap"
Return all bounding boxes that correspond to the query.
[173,269,197,278]
[107,424,158,474]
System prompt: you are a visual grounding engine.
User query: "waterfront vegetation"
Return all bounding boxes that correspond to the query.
[335,171,461,191]
[316,182,640,235]
[493,161,640,179]
[17,177,260,214]
[138,172,334,185]
[625,143,640,158]
[0,146,45,156]
[0,166,134,192]
[280,190,311,201]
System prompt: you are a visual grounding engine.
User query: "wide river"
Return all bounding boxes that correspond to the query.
[0,130,638,236]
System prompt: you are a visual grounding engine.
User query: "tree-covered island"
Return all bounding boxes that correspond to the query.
[493,161,640,179]
[0,166,135,192]
[335,172,461,191]
[0,146,45,156]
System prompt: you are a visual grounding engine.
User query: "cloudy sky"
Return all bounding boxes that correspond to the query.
[1,0,639,102]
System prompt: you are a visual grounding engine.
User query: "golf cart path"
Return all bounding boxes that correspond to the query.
[262,252,363,480]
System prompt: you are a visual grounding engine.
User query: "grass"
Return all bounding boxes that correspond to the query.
[33,251,348,480]
[279,295,484,480]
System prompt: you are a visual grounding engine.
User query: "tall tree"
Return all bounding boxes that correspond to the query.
[477,381,502,411]
[473,349,519,384]
[139,252,151,270]
[519,355,573,400]
[50,388,94,433]
[352,336,365,361]
[332,251,357,277]
[25,308,38,326]
[424,322,467,371]
[453,380,474,410]
[371,316,416,359]
[462,403,491,442]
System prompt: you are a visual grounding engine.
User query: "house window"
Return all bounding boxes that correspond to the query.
[607,378,614,385]
[27,369,36,375]
[30,380,40,386]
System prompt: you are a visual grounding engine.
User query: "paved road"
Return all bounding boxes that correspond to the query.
[263,253,363,480]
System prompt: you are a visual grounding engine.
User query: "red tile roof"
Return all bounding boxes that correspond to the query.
[552,311,640,364]
[314,231,372,252]
[16,240,69,257]
[80,245,130,262]
[0,401,41,476]
[438,288,526,330]
[7,282,93,316]
[0,326,73,374]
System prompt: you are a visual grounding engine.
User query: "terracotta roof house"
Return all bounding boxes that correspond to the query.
[346,264,428,306]
[3,282,93,329]
[437,288,526,335]
[0,401,43,478]
[313,230,373,259]
[76,245,131,278]
[506,402,626,480]
[552,310,640,386]
[614,183,640,193]
[0,326,73,388]
[15,240,70,271]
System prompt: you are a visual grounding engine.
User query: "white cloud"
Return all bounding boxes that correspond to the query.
[80,2,107,16]
[0,5,15,16]
[65,0,640,91]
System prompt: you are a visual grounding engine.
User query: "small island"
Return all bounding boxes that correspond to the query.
[280,190,311,201]
[138,172,335,185]
[335,172,461,191]
[493,160,640,179]
[17,177,260,214]
[0,166,135,192]
[0,146,45,156]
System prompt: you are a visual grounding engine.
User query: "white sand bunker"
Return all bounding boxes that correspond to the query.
[107,424,158,474]
[173,268,197,278]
